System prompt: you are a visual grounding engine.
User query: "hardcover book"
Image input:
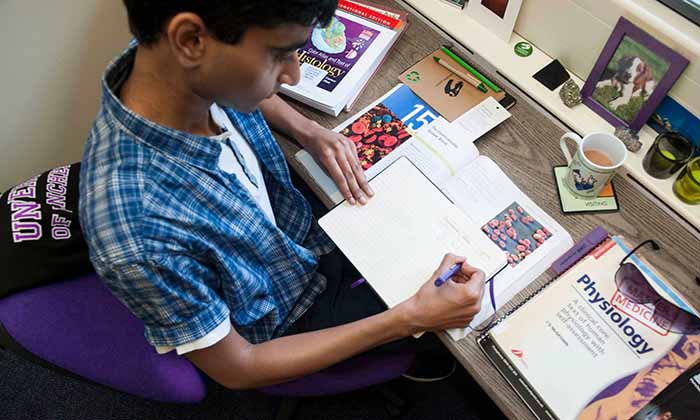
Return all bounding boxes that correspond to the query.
[279,2,406,116]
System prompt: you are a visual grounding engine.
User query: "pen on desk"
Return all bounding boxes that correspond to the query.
[433,57,488,93]
[440,46,502,93]
[434,262,463,287]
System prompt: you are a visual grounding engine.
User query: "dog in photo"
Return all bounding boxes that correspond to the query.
[596,55,657,109]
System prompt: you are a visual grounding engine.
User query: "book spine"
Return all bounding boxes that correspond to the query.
[479,335,559,420]
[338,0,402,29]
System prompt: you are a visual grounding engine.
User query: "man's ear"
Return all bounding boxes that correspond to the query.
[165,12,209,69]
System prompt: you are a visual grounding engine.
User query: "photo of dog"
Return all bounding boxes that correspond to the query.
[592,36,669,123]
[596,56,656,109]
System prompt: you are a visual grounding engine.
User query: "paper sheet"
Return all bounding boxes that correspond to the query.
[454,96,511,141]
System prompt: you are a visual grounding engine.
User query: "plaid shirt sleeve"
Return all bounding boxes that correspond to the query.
[102,253,231,347]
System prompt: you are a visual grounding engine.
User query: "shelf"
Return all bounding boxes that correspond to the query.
[403,0,700,232]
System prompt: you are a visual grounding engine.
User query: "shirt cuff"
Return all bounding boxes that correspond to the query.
[155,317,231,356]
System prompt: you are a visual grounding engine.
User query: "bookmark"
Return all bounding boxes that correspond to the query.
[551,227,609,275]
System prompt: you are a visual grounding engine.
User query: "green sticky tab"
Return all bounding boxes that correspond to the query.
[514,42,533,57]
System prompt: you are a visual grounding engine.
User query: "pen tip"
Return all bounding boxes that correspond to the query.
[433,56,440,62]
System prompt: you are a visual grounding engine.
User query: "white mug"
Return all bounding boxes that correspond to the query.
[560,132,627,198]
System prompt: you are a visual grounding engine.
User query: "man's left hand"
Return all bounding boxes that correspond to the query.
[300,121,373,205]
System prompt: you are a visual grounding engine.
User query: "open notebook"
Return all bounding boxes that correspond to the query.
[319,157,508,311]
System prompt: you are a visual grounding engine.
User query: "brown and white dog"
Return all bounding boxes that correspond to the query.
[596,55,656,109]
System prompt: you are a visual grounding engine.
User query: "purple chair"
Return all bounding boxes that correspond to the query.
[0,273,415,414]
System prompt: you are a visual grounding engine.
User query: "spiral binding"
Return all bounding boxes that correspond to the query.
[477,236,612,342]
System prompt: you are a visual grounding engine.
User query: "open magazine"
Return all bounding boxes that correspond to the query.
[300,84,573,340]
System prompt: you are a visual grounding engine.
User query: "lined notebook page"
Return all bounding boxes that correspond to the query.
[319,157,507,308]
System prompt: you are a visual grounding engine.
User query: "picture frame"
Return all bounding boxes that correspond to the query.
[581,17,689,131]
[465,0,523,42]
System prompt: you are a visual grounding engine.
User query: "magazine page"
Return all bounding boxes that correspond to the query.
[444,156,574,339]
[280,9,396,110]
[296,84,480,205]
[486,237,700,420]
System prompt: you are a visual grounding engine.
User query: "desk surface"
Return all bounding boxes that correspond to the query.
[274,1,700,418]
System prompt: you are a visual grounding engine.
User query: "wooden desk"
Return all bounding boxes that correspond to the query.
[274,1,700,418]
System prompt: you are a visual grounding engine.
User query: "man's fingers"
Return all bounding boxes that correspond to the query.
[432,253,466,279]
[323,156,355,205]
[344,140,373,197]
[460,262,481,277]
[462,269,486,302]
[336,153,366,205]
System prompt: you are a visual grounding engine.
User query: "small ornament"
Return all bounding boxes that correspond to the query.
[514,42,533,57]
[614,126,642,153]
[559,79,582,107]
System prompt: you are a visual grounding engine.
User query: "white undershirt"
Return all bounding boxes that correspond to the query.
[155,104,276,355]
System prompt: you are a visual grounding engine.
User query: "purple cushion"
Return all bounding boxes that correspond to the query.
[0,274,206,403]
[260,350,415,397]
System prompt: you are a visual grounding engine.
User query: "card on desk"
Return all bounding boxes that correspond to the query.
[319,157,507,309]
[399,48,505,121]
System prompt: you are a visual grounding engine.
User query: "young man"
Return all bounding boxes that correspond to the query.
[80,0,486,389]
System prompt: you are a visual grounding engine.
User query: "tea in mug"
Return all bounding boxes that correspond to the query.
[583,149,614,167]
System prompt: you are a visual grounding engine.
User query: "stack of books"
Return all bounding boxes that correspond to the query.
[279,0,408,116]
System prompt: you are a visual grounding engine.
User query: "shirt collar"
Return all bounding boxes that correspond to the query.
[101,44,222,173]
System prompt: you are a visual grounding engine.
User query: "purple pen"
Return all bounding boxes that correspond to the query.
[434,263,462,287]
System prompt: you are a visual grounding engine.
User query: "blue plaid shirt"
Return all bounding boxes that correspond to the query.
[80,45,334,347]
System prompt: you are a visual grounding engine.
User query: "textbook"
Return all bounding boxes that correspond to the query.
[341,0,409,111]
[311,85,572,340]
[279,1,405,116]
[319,157,509,312]
[478,236,700,420]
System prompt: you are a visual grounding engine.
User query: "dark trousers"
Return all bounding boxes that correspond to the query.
[283,248,443,356]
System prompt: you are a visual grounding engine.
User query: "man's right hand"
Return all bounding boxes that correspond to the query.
[398,254,486,334]
[187,253,486,390]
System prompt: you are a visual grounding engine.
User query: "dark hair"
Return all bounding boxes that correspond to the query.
[122,0,338,45]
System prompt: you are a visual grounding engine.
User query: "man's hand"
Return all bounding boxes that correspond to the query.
[258,95,373,205]
[398,254,486,334]
[299,121,374,205]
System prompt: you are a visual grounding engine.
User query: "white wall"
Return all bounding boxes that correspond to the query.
[515,0,700,116]
[0,1,131,190]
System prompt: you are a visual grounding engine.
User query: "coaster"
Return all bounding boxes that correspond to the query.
[553,166,619,214]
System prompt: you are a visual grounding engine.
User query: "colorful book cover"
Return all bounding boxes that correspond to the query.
[298,14,379,93]
[480,237,700,420]
[336,84,439,170]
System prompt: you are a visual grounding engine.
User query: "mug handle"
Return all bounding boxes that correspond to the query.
[560,132,582,164]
